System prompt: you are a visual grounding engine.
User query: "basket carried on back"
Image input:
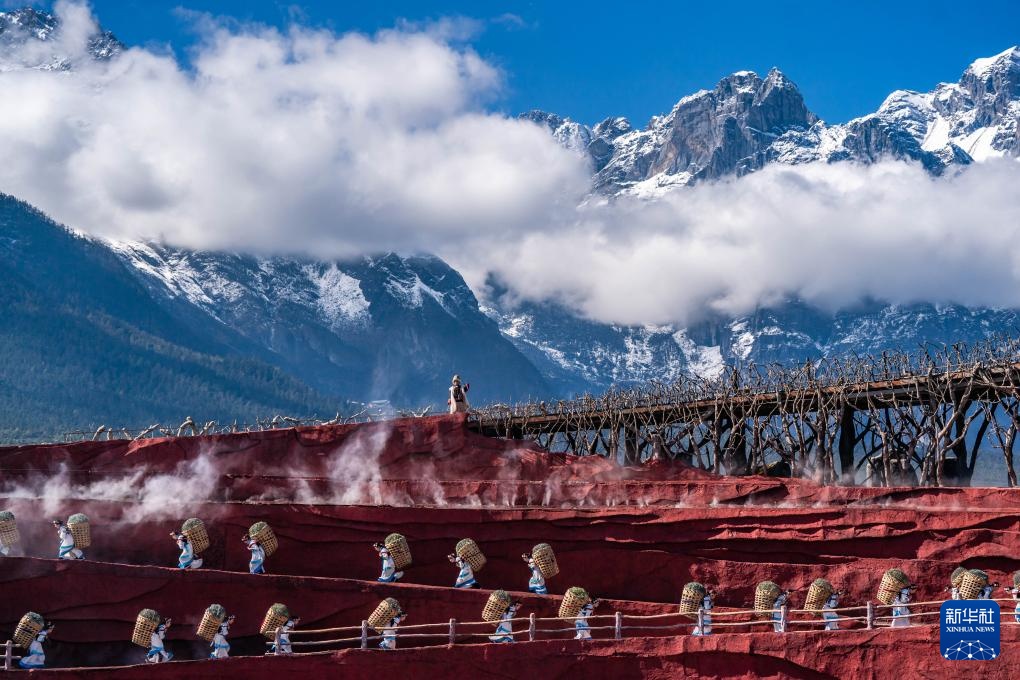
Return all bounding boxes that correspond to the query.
[532,543,559,579]
[0,510,20,548]
[249,522,278,557]
[385,533,412,570]
[13,612,45,648]
[260,603,289,638]
[483,590,513,624]
[960,569,988,599]
[951,567,967,588]
[368,598,401,632]
[558,587,590,619]
[755,581,783,620]
[1013,570,1020,589]
[132,609,161,648]
[456,538,486,572]
[679,582,707,618]
[878,569,911,605]
[804,578,833,613]
[182,518,210,554]
[67,513,91,549]
[197,604,227,642]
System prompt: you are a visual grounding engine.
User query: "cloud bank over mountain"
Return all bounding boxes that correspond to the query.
[2,2,1020,327]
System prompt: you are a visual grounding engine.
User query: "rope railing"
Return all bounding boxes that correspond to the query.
[264,596,1020,656]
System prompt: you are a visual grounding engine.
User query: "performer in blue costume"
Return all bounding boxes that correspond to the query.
[374,542,404,583]
[522,553,547,594]
[210,615,235,659]
[489,602,521,643]
[171,532,202,570]
[448,553,478,588]
[19,621,55,669]
[242,535,266,574]
[146,618,173,663]
[53,520,83,560]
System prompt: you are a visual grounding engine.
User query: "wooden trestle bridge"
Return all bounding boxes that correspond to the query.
[469,340,1020,487]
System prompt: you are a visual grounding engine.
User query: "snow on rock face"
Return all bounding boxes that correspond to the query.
[303,264,370,329]
[671,330,725,380]
[0,7,122,71]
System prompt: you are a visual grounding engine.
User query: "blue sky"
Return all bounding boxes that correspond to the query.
[32,0,1020,126]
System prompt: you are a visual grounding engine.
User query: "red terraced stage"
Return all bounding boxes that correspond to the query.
[2,415,1019,677]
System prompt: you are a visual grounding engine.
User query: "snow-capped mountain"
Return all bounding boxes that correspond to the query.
[0,7,121,70]
[526,47,1020,197]
[3,8,1020,440]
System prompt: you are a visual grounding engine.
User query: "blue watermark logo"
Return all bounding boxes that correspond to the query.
[940,600,1000,660]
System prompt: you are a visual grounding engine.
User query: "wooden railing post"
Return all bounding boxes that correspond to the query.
[866,602,874,630]
[361,620,369,649]
[614,611,622,639]
[273,627,282,656]
[528,613,536,641]
[697,607,705,634]
[780,604,788,633]
[4,640,12,671]
[448,618,456,645]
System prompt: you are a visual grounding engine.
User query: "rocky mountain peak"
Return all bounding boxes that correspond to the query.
[0,6,122,69]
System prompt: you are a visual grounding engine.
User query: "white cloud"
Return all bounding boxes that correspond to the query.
[3,2,1020,328]
[471,160,1020,325]
[0,1,590,254]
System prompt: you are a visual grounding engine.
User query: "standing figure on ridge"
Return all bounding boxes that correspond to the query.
[692,589,714,636]
[146,618,173,663]
[18,621,55,669]
[575,597,601,640]
[374,542,404,583]
[822,590,843,630]
[448,375,470,414]
[242,534,266,574]
[891,586,915,628]
[523,552,547,595]
[210,615,235,659]
[489,601,521,643]
[448,552,478,588]
[379,609,406,650]
[772,590,791,632]
[171,532,202,570]
[53,520,83,560]
[270,616,300,655]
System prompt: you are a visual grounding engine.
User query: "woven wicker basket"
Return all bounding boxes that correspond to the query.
[960,569,988,600]
[13,612,44,648]
[558,587,590,619]
[197,604,227,642]
[385,533,412,570]
[182,518,210,554]
[1013,570,1020,589]
[532,543,559,579]
[483,590,512,624]
[877,569,911,605]
[249,522,278,557]
[679,582,707,618]
[805,578,833,613]
[368,598,401,632]
[754,581,782,620]
[67,513,91,549]
[950,567,967,588]
[260,603,290,638]
[456,538,486,572]
[132,609,161,648]
[0,511,19,548]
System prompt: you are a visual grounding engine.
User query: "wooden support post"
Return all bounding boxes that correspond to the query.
[697,607,705,633]
[361,620,369,649]
[273,627,282,656]
[4,640,11,671]
[780,604,789,633]
[528,613,536,641]
[615,611,622,639]
[448,618,456,646]
[866,602,874,629]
